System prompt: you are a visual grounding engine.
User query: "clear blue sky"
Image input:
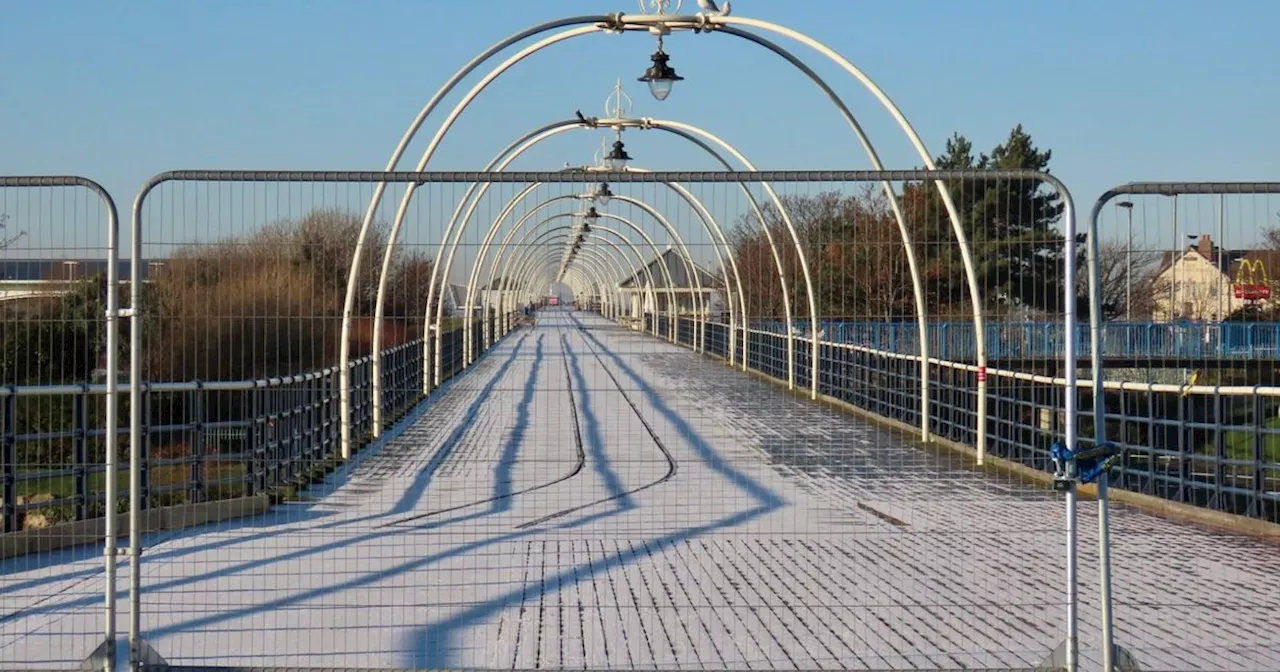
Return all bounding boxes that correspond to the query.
[3,0,1278,252]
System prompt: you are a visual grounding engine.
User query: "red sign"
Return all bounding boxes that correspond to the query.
[1234,284,1271,300]
[976,366,987,383]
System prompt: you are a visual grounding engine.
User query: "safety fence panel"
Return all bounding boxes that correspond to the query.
[0,176,122,670]
[1081,183,1280,672]
[1087,183,1280,522]
[0,171,1094,671]
[653,178,1280,672]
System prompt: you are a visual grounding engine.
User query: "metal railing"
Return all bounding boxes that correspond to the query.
[663,317,1280,524]
[0,323,502,532]
[749,319,1280,361]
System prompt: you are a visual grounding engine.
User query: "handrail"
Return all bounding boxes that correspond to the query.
[1,322,511,533]
[678,318,1279,525]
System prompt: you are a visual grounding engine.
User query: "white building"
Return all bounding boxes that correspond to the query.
[1152,234,1277,321]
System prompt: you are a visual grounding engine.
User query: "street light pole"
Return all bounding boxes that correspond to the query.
[1117,201,1133,320]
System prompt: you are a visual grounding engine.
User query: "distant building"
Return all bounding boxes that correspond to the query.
[617,248,724,318]
[1152,235,1279,322]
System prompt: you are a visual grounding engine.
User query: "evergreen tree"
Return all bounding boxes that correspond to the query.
[907,125,1068,316]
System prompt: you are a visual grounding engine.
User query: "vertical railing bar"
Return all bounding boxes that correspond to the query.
[2,392,17,533]
[74,385,89,521]
[190,382,204,504]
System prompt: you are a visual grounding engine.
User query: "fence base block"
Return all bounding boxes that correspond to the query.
[1036,639,1142,671]
[78,639,113,671]
[134,637,169,671]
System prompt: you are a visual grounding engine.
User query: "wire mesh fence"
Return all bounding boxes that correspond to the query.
[115,170,1087,671]
[1082,183,1280,671]
[3,171,1280,672]
[0,178,121,535]
[0,176,123,672]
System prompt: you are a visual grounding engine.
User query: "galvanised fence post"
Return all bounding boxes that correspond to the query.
[74,385,89,521]
[140,385,153,510]
[2,391,16,533]
[189,382,205,504]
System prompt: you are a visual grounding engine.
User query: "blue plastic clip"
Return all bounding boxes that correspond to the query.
[1050,441,1121,488]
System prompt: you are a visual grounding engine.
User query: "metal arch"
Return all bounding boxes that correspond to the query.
[551,251,620,313]
[508,243,633,322]
[562,259,617,311]
[494,216,665,342]
[463,191,707,362]
[482,206,643,340]
[429,189,683,388]
[704,14,989,458]
[416,112,798,400]
[503,225,662,333]
[561,266,613,315]
[710,25,932,437]
[607,117,814,393]
[412,144,735,404]
[347,14,979,426]
[625,173,748,367]
[493,207,685,347]
[341,24,600,457]
[396,117,754,404]
[502,227,662,328]
[474,199,631,344]
[512,244,626,312]
[441,186,693,374]
[493,218,657,337]
[367,105,804,433]
[494,214,678,348]
[473,189,711,345]
[460,192,697,359]
[497,223,646,317]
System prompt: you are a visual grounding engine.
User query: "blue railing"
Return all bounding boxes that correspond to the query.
[749,320,1280,360]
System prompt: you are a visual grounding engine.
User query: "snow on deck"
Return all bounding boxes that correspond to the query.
[2,310,1279,671]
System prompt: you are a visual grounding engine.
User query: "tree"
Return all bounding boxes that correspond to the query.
[143,208,431,383]
[725,187,916,323]
[722,125,1063,324]
[905,125,1069,317]
[0,277,108,468]
[1081,240,1161,321]
[0,213,25,250]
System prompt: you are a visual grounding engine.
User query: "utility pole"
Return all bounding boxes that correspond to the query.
[1117,202,1134,320]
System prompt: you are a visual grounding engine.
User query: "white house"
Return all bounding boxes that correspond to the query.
[1152,234,1278,321]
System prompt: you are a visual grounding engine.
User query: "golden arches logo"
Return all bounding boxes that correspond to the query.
[1235,258,1270,286]
[1234,258,1272,300]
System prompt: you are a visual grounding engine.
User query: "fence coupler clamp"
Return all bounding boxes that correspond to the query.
[1051,441,1121,491]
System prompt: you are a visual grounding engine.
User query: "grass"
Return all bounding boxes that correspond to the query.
[1209,416,1280,463]
[14,460,247,499]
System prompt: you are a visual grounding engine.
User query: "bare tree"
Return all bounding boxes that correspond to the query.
[0,214,25,250]
[1263,216,1280,251]
[1084,240,1161,320]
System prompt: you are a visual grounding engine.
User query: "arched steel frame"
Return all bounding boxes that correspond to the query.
[501,225,666,340]
[492,220,655,337]
[481,205,685,344]
[429,191,685,389]
[463,191,705,366]
[383,115,771,422]
[507,236,638,321]
[337,10,985,464]
[507,240,639,327]
[496,220,666,327]
[494,212,680,346]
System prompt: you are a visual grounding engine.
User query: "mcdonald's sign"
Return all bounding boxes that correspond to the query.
[1233,258,1271,300]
